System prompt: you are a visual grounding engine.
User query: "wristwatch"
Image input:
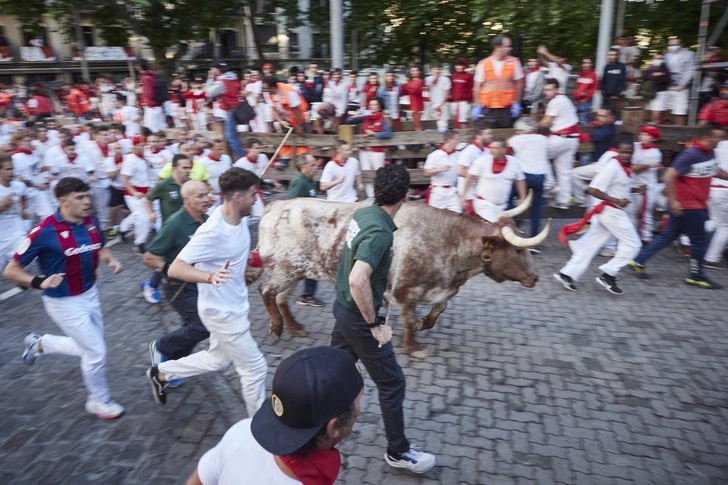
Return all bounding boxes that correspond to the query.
[366,315,386,328]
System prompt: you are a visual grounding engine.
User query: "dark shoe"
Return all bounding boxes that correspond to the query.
[297,295,325,307]
[628,261,650,279]
[685,277,723,289]
[553,272,577,291]
[596,273,623,295]
[133,244,146,256]
[146,366,167,405]
[703,260,727,270]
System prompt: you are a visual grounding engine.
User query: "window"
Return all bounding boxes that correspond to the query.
[255,25,278,54]
[312,33,329,58]
[83,26,94,47]
[289,33,299,53]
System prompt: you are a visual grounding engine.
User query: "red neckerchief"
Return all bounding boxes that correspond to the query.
[492,157,508,174]
[280,449,341,485]
[611,153,633,177]
[366,112,384,123]
[529,67,541,73]
[150,147,164,155]
[385,82,395,89]
[366,83,378,93]
[208,153,221,162]
[439,145,455,156]
[640,143,658,150]
[73,132,81,137]
[472,141,485,151]
[692,138,713,154]
[67,154,77,164]
[114,156,123,166]
[12,148,33,156]
[194,148,204,157]
[333,79,341,86]
[98,142,109,157]
[331,156,345,167]
[246,153,258,164]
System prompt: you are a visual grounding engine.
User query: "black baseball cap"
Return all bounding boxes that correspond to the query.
[212,60,228,71]
[251,346,363,456]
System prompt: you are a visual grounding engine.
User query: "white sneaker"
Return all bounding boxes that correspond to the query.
[85,398,125,419]
[384,446,437,474]
[22,333,42,365]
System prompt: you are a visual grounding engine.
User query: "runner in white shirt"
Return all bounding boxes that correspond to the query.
[0,158,29,268]
[144,133,174,182]
[425,63,452,133]
[461,138,526,222]
[319,141,362,202]
[103,143,129,238]
[120,142,152,252]
[234,138,282,222]
[538,79,580,209]
[113,94,140,137]
[424,130,462,212]
[554,140,644,295]
[11,131,53,223]
[243,71,266,132]
[51,139,96,183]
[457,126,492,215]
[110,125,134,155]
[80,125,113,230]
[199,140,233,211]
[31,125,53,162]
[147,168,268,417]
[630,126,664,243]
[706,139,728,268]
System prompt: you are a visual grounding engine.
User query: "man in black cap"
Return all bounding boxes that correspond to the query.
[185,346,363,485]
[206,60,245,159]
[330,164,437,474]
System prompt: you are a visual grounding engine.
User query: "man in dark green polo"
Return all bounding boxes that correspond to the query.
[141,154,193,303]
[143,180,213,387]
[288,153,323,306]
[330,164,436,474]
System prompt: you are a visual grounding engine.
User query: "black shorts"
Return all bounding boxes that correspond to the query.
[109,186,127,208]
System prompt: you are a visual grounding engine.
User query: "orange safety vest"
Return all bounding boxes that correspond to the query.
[267,83,310,158]
[477,56,518,109]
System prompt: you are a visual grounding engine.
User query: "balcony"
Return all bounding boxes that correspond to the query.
[219,45,246,59]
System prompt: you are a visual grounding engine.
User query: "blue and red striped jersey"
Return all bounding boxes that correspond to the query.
[14,210,106,298]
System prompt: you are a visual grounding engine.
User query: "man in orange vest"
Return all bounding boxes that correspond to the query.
[262,76,309,164]
[472,34,524,128]
[206,61,245,159]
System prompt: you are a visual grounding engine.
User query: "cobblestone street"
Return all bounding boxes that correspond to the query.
[1,218,727,485]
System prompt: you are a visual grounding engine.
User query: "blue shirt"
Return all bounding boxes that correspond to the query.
[14,210,106,298]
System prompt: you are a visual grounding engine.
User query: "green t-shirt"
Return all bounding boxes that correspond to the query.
[335,204,397,314]
[146,208,208,284]
[147,177,184,223]
[287,172,317,199]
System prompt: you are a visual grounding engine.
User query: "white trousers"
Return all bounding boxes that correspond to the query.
[429,186,462,213]
[41,286,111,402]
[706,187,728,262]
[159,315,267,418]
[120,195,150,245]
[0,228,25,268]
[360,151,385,199]
[572,163,600,205]
[561,206,641,281]
[626,184,659,242]
[191,112,208,132]
[473,197,505,223]
[143,106,164,133]
[548,136,579,205]
[91,180,110,229]
[453,101,470,123]
[427,103,450,131]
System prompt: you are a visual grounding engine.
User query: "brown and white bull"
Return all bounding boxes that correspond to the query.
[257,194,550,358]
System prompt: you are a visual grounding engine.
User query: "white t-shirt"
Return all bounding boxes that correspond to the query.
[31,138,53,161]
[200,154,233,194]
[425,75,452,106]
[177,206,251,324]
[104,156,126,189]
[320,158,361,202]
[145,148,174,183]
[474,57,525,82]
[245,81,263,106]
[52,152,95,182]
[0,181,27,240]
[197,419,302,485]
[548,62,572,94]
[632,142,662,186]
[469,154,525,207]
[457,143,489,199]
[121,153,151,188]
[589,156,634,201]
[80,141,111,180]
[508,134,549,175]
[713,140,728,187]
[424,149,459,187]
[234,153,269,177]
[117,105,140,137]
[545,95,579,133]
[11,151,39,183]
[329,80,350,116]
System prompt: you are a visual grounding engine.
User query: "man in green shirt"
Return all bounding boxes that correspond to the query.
[143,180,213,387]
[141,154,193,303]
[330,164,436,474]
[288,153,323,306]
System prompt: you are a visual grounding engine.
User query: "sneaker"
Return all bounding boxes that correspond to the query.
[550,202,569,210]
[132,244,146,256]
[85,398,125,419]
[553,273,577,291]
[22,333,42,365]
[384,446,437,474]
[108,228,118,238]
[297,296,325,307]
[149,340,165,366]
[596,273,623,295]
[703,260,727,270]
[628,261,650,279]
[141,280,162,304]
[685,277,723,289]
[599,248,616,257]
[146,366,167,405]
[528,247,541,254]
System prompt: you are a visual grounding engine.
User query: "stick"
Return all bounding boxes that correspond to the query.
[259,127,294,179]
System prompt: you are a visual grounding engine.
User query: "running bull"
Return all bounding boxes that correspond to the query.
[257,193,550,358]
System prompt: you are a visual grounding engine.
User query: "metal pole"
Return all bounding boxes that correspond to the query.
[594,0,615,111]
[615,0,625,39]
[689,0,711,126]
[708,5,728,49]
[73,11,90,83]
[330,0,344,69]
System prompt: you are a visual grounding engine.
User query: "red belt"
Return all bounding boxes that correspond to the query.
[124,185,149,196]
[712,184,728,189]
[432,185,452,188]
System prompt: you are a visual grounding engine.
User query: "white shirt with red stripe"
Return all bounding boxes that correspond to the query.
[144,147,174,183]
[424,148,459,188]
[545,94,579,134]
[320,157,360,202]
[469,154,525,218]
[199,153,233,194]
[121,153,151,193]
[233,153,269,177]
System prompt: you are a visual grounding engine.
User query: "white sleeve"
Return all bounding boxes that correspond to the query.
[468,156,486,177]
[425,75,433,87]
[511,158,526,180]
[458,147,472,167]
[354,158,361,175]
[287,90,301,109]
[320,162,335,183]
[474,62,484,83]
[177,225,218,265]
[196,445,221,485]
[513,59,524,81]
[589,161,616,193]
[545,98,560,118]
[443,76,452,90]
[423,152,440,170]
[508,136,522,154]
[81,155,95,173]
[103,157,116,174]
[120,158,135,177]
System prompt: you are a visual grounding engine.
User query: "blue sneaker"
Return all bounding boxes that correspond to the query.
[148,340,184,387]
[141,280,161,304]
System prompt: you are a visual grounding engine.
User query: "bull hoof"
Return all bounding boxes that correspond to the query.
[288,325,308,338]
[410,349,429,359]
[412,317,426,332]
[268,327,282,343]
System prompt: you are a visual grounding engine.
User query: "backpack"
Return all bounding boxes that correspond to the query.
[639,79,657,101]
[153,76,169,105]
[232,99,256,125]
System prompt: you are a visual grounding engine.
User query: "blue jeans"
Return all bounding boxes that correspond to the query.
[577,101,592,126]
[634,209,709,279]
[509,173,545,237]
[302,279,318,297]
[224,111,245,159]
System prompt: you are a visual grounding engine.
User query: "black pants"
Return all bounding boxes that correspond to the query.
[482,107,513,128]
[302,278,318,297]
[157,282,210,360]
[330,300,409,455]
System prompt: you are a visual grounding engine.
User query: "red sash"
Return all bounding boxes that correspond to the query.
[558,201,618,244]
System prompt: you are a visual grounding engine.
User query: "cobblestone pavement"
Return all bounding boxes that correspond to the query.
[1,218,728,485]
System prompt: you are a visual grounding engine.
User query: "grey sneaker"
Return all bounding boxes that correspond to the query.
[22,333,42,365]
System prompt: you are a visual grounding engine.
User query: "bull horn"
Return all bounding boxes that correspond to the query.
[501,218,552,248]
[497,190,533,219]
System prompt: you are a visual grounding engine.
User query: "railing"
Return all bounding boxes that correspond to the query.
[219,45,246,59]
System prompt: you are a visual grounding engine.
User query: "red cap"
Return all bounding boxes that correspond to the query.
[263,63,274,70]
[640,125,662,141]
